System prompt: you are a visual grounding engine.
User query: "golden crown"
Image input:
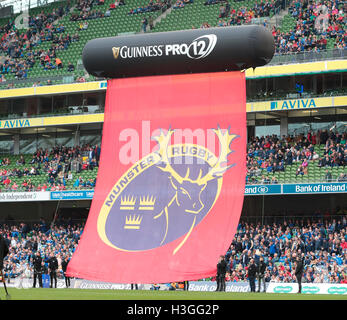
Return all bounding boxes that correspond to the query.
[120,195,136,207]
[139,195,156,207]
[124,214,143,230]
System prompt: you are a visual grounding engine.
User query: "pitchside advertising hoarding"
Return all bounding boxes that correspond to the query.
[10,278,347,295]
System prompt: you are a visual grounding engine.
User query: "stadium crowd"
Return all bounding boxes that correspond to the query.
[0,129,345,190]
[0,145,100,192]
[0,1,79,79]
[272,0,346,54]
[223,216,347,284]
[246,129,347,184]
[213,0,282,26]
[70,0,108,21]
[206,0,346,54]
[173,0,194,10]
[0,216,345,285]
[0,219,83,281]
[128,0,168,15]
[0,0,345,87]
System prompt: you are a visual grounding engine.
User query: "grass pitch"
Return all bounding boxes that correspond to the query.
[0,288,346,300]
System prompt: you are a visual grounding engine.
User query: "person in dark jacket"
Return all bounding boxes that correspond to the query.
[0,234,9,270]
[294,256,304,294]
[32,251,43,288]
[48,253,58,288]
[216,255,227,292]
[256,257,267,292]
[247,258,257,292]
[61,256,71,288]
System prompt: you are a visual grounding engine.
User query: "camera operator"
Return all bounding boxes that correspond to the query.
[32,251,43,288]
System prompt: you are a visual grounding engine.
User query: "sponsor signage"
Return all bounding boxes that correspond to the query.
[73,279,133,290]
[82,25,274,78]
[10,278,347,295]
[270,98,316,110]
[0,114,103,130]
[188,281,250,292]
[247,95,347,113]
[0,183,345,202]
[245,184,282,195]
[246,182,347,196]
[50,190,94,200]
[267,283,347,295]
[0,191,50,202]
[0,119,32,129]
[283,182,346,194]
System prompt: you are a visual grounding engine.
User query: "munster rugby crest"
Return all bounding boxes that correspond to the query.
[97,127,238,254]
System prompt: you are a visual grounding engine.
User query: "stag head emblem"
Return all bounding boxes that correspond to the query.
[153,128,237,214]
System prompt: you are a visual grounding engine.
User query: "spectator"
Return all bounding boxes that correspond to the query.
[142,17,148,32]
[55,57,63,69]
[67,61,75,72]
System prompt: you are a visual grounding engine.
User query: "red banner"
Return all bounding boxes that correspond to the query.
[67,72,246,283]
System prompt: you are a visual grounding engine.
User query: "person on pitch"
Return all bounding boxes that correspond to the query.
[62,256,71,288]
[216,255,227,292]
[131,283,138,290]
[32,251,43,288]
[0,233,9,275]
[294,256,304,294]
[247,258,257,293]
[256,256,267,293]
[48,252,59,288]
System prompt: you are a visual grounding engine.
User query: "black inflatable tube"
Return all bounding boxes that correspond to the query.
[82,25,275,79]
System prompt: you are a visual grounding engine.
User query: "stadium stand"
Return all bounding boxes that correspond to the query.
[246,129,347,185]
[0,0,168,88]
[0,129,345,192]
[0,219,84,281]
[0,0,345,88]
[223,216,347,284]
[0,144,99,192]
